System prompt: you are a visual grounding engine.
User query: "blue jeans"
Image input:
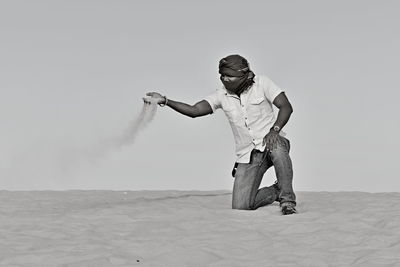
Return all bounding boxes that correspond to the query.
[232,137,296,210]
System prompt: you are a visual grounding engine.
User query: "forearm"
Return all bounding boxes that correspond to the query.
[273,106,293,130]
[165,98,198,118]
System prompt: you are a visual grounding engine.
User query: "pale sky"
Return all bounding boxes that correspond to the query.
[1,0,399,191]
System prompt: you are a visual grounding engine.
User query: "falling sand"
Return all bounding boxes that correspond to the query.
[113,100,158,148]
[57,100,159,170]
[3,99,159,185]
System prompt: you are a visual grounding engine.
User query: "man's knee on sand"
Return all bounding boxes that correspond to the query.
[232,205,256,211]
[232,201,257,210]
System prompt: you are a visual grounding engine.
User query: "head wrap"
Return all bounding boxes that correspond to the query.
[219,54,255,95]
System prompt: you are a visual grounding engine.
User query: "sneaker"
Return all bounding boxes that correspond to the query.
[281,202,297,215]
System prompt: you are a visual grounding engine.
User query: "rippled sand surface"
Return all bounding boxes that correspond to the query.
[1,190,399,266]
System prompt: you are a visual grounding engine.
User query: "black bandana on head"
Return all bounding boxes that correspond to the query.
[219,54,255,95]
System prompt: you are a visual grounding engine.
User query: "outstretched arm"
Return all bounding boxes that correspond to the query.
[144,92,213,118]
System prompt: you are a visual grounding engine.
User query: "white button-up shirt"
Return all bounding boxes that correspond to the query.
[204,75,285,163]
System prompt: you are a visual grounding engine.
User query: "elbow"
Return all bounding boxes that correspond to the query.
[189,106,200,118]
[190,112,203,118]
[282,104,293,114]
[287,102,294,114]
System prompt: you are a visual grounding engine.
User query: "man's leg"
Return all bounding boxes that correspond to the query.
[270,137,296,206]
[232,150,279,210]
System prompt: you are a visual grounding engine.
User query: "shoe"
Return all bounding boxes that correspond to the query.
[281,202,297,215]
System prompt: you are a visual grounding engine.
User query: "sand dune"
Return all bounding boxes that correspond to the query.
[0,191,399,266]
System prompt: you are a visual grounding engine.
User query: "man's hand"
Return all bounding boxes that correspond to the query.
[143,92,166,105]
[262,130,284,151]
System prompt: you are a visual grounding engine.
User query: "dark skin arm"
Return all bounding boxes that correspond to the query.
[262,92,293,151]
[143,92,212,118]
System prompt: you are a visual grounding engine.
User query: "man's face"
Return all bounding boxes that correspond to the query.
[220,74,243,93]
[220,74,240,83]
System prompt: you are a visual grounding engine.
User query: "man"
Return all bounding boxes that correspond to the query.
[144,54,296,215]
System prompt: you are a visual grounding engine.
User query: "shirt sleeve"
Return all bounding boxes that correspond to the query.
[260,75,284,103]
[203,90,222,113]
